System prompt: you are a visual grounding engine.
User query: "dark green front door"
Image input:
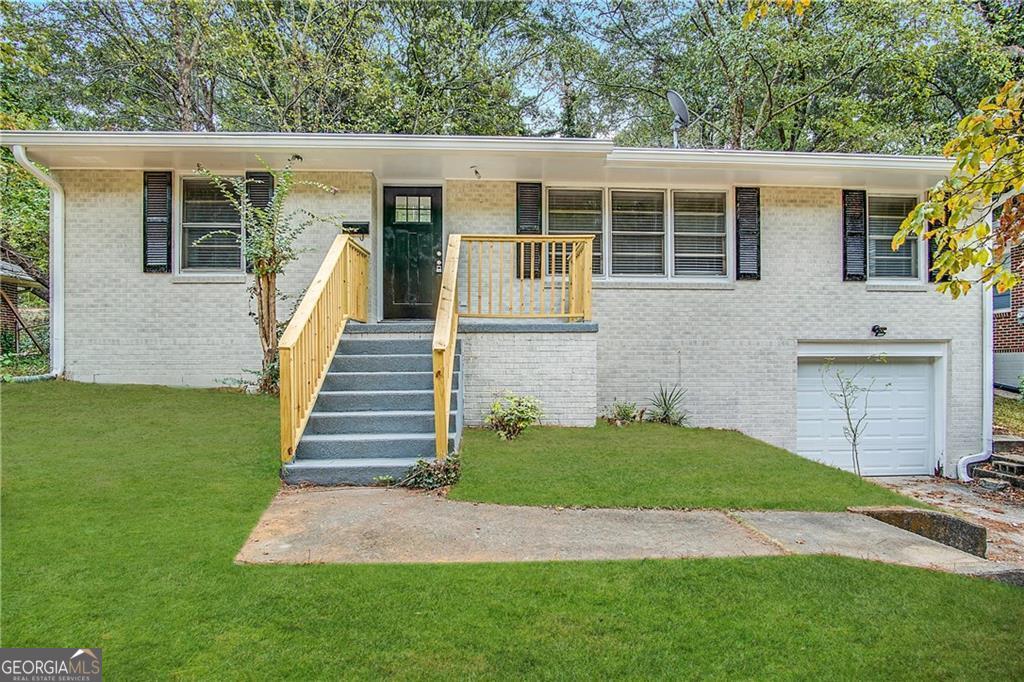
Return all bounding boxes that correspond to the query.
[383,186,443,319]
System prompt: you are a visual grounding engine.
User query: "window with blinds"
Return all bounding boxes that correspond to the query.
[674,191,726,276]
[611,190,664,276]
[868,195,918,279]
[547,189,603,274]
[182,178,243,270]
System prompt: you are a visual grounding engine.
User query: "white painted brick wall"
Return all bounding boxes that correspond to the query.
[58,169,372,386]
[460,331,597,427]
[59,175,983,471]
[448,182,984,471]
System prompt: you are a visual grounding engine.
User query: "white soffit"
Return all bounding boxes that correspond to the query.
[0,131,951,189]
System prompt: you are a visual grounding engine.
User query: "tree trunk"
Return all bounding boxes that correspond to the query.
[255,271,278,394]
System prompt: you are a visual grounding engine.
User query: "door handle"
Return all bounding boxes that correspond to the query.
[435,257,443,274]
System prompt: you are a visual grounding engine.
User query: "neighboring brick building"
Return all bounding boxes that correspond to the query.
[993,243,1024,387]
[0,259,43,351]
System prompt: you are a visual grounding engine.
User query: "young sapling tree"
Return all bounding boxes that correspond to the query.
[197,155,339,393]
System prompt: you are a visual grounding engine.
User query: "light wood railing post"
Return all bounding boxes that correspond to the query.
[432,235,462,459]
[278,234,370,463]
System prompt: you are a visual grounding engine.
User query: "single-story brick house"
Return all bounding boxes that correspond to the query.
[2,131,993,483]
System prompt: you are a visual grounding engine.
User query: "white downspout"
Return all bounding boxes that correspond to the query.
[11,145,64,379]
[957,230,995,482]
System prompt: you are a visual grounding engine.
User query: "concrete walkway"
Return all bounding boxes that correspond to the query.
[237,488,1012,579]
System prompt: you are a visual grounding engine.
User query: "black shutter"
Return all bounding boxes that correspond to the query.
[143,171,172,272]
[842,189,867,281]
[245,171,274,272]
[516,182,542,278]
[735,187,760,280]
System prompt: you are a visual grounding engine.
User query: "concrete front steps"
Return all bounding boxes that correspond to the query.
[282,336,462,486]
[975,452,1024,490]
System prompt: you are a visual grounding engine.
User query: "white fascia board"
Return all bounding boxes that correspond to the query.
[607,148,952,174]
[0,130,615,155]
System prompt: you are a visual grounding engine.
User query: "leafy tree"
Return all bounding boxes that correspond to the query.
[893,80,1024,297]
[582,0,1012,152]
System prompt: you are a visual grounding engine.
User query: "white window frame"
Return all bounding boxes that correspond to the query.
[670,189,731,279]
[175,172,247,274]
[543,186,607,277]
[543,183,734,282]
[866,193,926,284]
[609,188,668,278]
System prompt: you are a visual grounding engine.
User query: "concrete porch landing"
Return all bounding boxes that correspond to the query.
[236,488,1011,578]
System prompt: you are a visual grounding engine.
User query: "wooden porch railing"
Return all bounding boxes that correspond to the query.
[279,235,369,463]
[459,234,594,320]
[431,234,594,458]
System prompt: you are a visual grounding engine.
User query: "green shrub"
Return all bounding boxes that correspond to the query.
[400,455,461,489]
[647,384,689,426]
[484,393,543,440]
[603,399,643,426]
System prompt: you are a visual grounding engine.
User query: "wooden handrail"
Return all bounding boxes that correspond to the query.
[430,233,594,458]
[432,235,462,459]
[279,234,369,462]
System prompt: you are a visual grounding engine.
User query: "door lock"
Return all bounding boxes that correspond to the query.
[435,254,443,273]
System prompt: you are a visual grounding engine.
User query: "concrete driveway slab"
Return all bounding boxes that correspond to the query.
[237,487,780,564]
[735,511,994,575]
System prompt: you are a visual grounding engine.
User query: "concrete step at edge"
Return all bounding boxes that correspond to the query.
[305,410,456,435]
[322,371,459,391]
[337,338,463,355]
[282,457,430,486]
[295,432,456,460]
[313,389,455,412]
[329,354,460,373]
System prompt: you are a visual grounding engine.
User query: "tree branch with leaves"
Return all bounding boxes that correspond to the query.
[893,80,1024,298]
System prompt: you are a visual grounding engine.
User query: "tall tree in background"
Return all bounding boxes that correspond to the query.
[44,0,218,131]
[210,1,387,132]
[383,0,541,135]
[582,0,1013,152]
[3,0,1021,285]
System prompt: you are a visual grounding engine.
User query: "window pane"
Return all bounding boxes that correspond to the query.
[548,189,603,274]
[182,178,242,271]
[674,191,726,276]
[868,196,918,278]
[611,191,664,275]
[183,178,240,223]
[395,195,431,223]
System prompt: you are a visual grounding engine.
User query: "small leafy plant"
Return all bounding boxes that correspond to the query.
[484,393,542,440]
[371,475,395,487]
[603,399,644,427]
[647,384,689,426]
[399,455,461,490]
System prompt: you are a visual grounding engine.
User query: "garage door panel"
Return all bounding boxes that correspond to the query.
[796,358,935,476]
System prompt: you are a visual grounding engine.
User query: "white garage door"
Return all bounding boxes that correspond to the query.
[797,358,935,476]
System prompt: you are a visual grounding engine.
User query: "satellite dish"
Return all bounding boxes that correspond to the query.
[666,90,690,148]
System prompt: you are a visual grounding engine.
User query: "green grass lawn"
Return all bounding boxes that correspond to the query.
[452,422,918,511]
[3,382,1022,679]
[995,395,1024,436]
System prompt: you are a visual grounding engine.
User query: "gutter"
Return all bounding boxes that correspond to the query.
[11,145,64,379]
[957,243,995,482]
